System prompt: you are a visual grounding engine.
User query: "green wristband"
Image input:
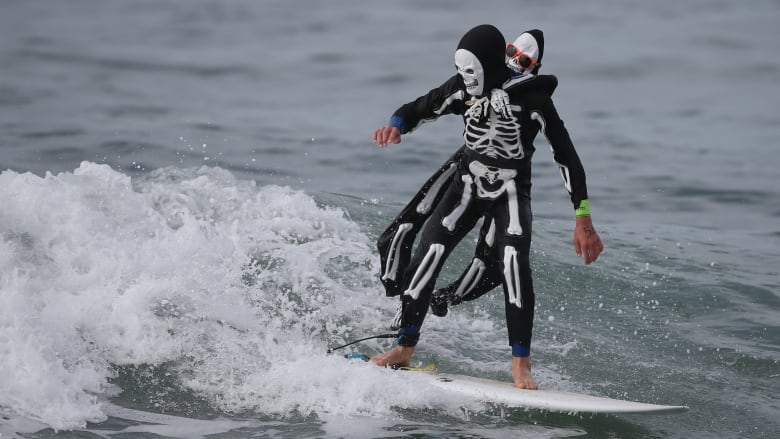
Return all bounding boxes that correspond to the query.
[575,199,591,217]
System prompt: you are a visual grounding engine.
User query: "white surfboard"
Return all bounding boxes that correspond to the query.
[342,353,688,414]
[430,372,689,414]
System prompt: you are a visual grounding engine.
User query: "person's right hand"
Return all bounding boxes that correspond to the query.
[372,126,401,148]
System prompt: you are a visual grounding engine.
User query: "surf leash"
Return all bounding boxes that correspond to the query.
[326,333,396,354]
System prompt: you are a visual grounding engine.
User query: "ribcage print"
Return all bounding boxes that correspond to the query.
[463,99,523,160]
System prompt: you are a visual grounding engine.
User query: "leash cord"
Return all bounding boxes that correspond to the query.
[326,333,396,354]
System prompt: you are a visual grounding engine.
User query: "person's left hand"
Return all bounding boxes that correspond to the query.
[574,216,603,264]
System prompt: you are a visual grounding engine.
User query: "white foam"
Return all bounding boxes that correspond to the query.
[0,163,491,432]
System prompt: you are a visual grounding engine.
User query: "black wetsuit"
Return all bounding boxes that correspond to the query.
[378,73,589,353]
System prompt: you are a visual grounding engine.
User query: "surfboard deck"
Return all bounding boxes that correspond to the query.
[345,353,688,414]
[431,372,689,414]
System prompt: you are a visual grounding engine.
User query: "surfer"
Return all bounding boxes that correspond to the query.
[371,25,603,389]
[377,29,592,322]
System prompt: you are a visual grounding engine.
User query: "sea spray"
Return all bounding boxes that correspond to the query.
[1,163,462,430]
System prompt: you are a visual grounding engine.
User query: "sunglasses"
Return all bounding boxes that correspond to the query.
[505,43,538,69]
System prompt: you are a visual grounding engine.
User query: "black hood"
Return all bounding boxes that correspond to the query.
[457,24,510,96]
[525,29,545,75]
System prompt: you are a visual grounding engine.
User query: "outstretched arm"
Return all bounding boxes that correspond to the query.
[372,74,467,148]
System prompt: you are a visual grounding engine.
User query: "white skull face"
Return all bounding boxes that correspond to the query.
[506,32,540,76]
[455,49,484,96]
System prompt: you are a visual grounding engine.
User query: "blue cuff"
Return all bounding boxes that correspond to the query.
[396,325,421,347]
[389,115,406,132]
[398,325,420,336]
[512,344,530,357]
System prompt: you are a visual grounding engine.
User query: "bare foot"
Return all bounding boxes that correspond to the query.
[370,346,415,368]
[512,356,539,390]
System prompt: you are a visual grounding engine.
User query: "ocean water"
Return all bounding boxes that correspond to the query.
[1,0,778,438]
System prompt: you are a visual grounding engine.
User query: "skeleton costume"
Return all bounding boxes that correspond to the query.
[380,30,554,313]
[429,30,580,316]
[378,26,589,357]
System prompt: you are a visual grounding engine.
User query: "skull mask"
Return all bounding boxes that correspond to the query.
[506,30,544,77]
[454,25,509,98]
[455,49,485,97]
